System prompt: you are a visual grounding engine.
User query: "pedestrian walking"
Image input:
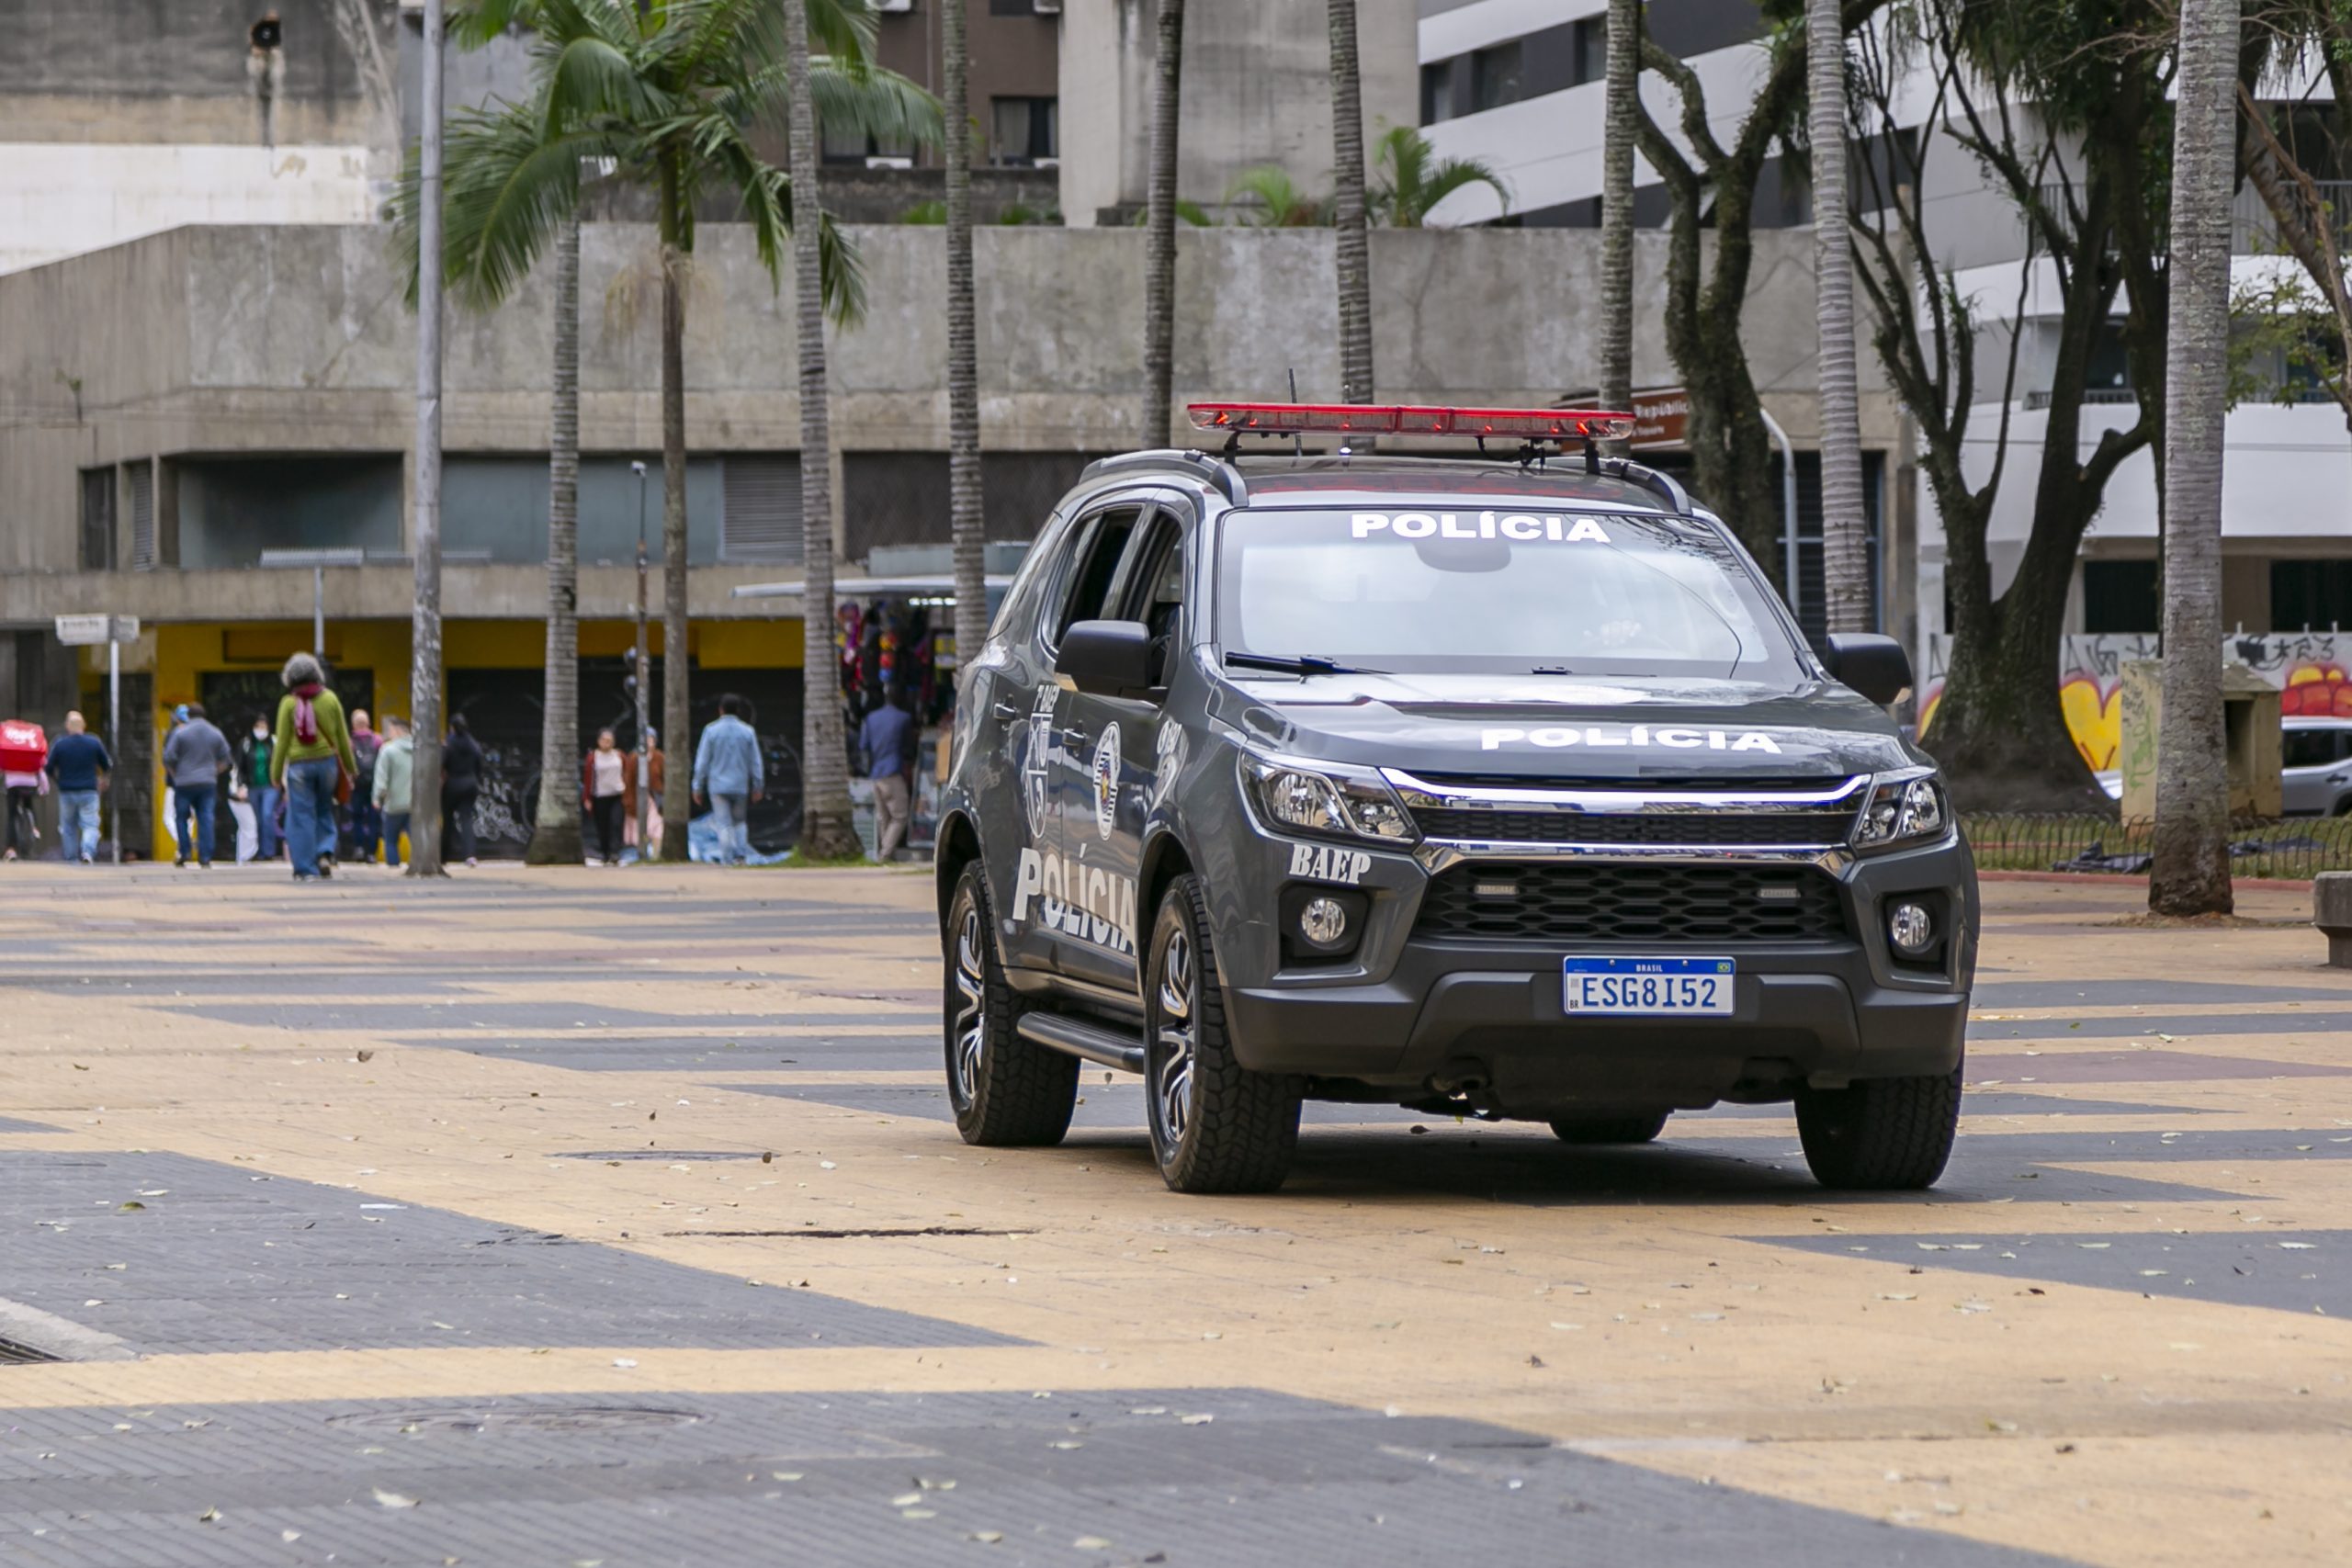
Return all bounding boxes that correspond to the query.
[42,712,107,864]
[269,652,357,881]
[347,708,383,863]
[624,728,667,859]
[161,702,232,868]
[442,714,484,868]
[582,728,627,866]
[859,684,917,863]
[2,717,49,863]
[372,715,414,868]
[240,715,280,861]
[228,772,257,863]
[692,695,763,866]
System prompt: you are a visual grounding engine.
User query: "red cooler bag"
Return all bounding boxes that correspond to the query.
[0,720,46,775]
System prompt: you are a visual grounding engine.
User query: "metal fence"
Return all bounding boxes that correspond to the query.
[1963,814,2352,880]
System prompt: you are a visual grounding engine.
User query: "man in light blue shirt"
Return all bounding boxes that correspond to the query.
[692,694,763,866]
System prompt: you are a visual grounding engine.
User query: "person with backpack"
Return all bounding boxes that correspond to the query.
[269,652,357,881]
[346,707,383,863]
[161,702,232,868]
[2,716,49,862]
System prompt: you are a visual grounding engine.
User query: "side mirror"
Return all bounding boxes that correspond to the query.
[1055,619,1156,701]
[1819,632,1913,706]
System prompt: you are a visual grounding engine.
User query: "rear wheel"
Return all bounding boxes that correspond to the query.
[943,862,1077,1146]
[1548,1111,1669,1145]
[1145,874,1300,1193]
[1795,1065,1961,1190]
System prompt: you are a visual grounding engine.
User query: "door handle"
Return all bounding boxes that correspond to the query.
[1058,727,1090,748]
[992,699,1020,721]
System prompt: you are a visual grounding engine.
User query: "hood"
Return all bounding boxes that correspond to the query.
[1208,669,1918,783]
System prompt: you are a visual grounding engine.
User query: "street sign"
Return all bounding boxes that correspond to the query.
[54,614,137,646]
[1629,388,1691,451]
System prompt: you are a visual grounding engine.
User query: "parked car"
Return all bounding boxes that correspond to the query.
[2283,716,2352,816]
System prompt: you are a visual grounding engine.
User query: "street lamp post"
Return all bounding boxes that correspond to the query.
[632,460,650,862]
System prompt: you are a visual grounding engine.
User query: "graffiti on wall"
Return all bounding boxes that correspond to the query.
[1919,632,2352,768]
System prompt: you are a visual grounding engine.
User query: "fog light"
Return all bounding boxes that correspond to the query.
[1887,900,1936,957]
[1299,896,1350,948]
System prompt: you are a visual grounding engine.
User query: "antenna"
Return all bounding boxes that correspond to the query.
[1285,368,1304,457]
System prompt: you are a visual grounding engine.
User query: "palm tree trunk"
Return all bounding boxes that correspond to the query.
[658,203,693,862]
[785,0,859,860]
[1328,0,1374,410]
[1599,0,1638,446]
[944,0,987,688]
[408,0,446,877]
[1141,0,1184,447]
[2149,0,2242,917]
[526,216,583,865]
[1808,0,1869,635]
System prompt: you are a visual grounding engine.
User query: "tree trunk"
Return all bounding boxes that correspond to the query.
[658,220,693,862]
[785,0,860,860]
[1598,0,1639,444]
[1328,0,1374,408]
[1808,0,1870,633]
[2149,0,2241,916]
[944,0,988,689]
[1140,0,1184,446]
[526,216,583,865]
[408,0,446,876]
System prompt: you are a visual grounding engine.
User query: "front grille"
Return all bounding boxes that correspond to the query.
[1416,807,1857,845]
[1413,862,1849,944]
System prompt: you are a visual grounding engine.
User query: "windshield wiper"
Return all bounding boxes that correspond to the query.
[1223,651,1384,677]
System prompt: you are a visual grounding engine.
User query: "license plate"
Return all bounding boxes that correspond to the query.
[1562,956,1736,1016]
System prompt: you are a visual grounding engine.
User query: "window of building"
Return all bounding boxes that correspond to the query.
[1420,61,1453,124]
[1571,16,1607,86]
[175,457,401,570]
[990,96,1057,164]
[2274,559,2352,629]
[79,467,116,571]
[127,462,155,570]
[1470,39,1521,113]
[2083,559,2160,633]
[720,455,804,564]
[1645,0,1769,60]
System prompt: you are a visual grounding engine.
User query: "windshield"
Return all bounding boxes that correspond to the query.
[1214,505,1804,680]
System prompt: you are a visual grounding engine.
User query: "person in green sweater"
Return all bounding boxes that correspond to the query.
[269,651,357,880]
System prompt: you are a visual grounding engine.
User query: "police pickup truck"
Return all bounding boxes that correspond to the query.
[933,401,1974,1195]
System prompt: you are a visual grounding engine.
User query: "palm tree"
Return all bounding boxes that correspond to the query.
[944,0,987,709]
[1370,125,1508,228]
[783,0,862,860]
[1328,0,1373,408]
[2149,0,2243,917]
[1223,166,1328,228]
[1141,0,1185,448]
[526,213,584,864]
[1808,0,1869,635]
[396,0,938,862]
[1599,0,1638,447]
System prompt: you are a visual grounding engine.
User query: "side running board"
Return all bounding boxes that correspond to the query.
[1017,1011,1147,1075]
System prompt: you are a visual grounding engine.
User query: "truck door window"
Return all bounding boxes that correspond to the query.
[1109,513,1185,684]
[1049,505,1143,647]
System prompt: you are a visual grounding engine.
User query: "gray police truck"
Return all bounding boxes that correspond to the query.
[933,401,1974,1195]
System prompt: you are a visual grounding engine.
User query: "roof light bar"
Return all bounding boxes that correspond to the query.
[1187,401,1636,444]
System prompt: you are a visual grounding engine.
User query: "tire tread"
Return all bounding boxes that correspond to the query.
[1152,874,1300,1194]
[946,863,1078,1147]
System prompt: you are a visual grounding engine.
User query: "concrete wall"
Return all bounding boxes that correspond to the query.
[0,219,1880,620]
[1061,0,1418,225]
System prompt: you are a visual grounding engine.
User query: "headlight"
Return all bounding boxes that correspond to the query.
[1851,772,1948,852]
[1239,754,1417,843]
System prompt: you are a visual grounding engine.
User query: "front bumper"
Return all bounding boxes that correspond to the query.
[1213,834,1975,1113]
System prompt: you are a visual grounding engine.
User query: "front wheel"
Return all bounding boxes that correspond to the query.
[1794,1065,1961,1190]
[1144,874,1300,1194]
[943,862,1076,1146]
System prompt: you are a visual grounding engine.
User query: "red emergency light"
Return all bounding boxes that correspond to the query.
[1187,401,1637,443]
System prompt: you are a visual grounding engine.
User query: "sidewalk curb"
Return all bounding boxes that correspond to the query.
[1978,869,2315,893]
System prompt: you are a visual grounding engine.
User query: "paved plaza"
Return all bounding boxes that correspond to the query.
[1,865,2347,1566]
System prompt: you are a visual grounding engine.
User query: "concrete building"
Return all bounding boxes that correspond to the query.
[0,218,1844,858]
[1415,1,2352,671]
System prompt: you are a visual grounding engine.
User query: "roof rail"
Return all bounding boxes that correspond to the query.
[1080,448,1250,506]
[1597,457,1692,516]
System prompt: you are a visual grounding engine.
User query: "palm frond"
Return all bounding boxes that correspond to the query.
[540,32,673,130]
[717,57,942,150]
[692,112,865,324]
[449,0,538,51]
[1415,158,1510,221]
[437,107,612,310]
[1224,165,1327,226]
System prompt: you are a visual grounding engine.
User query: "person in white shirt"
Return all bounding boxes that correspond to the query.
[582,728,628,866]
